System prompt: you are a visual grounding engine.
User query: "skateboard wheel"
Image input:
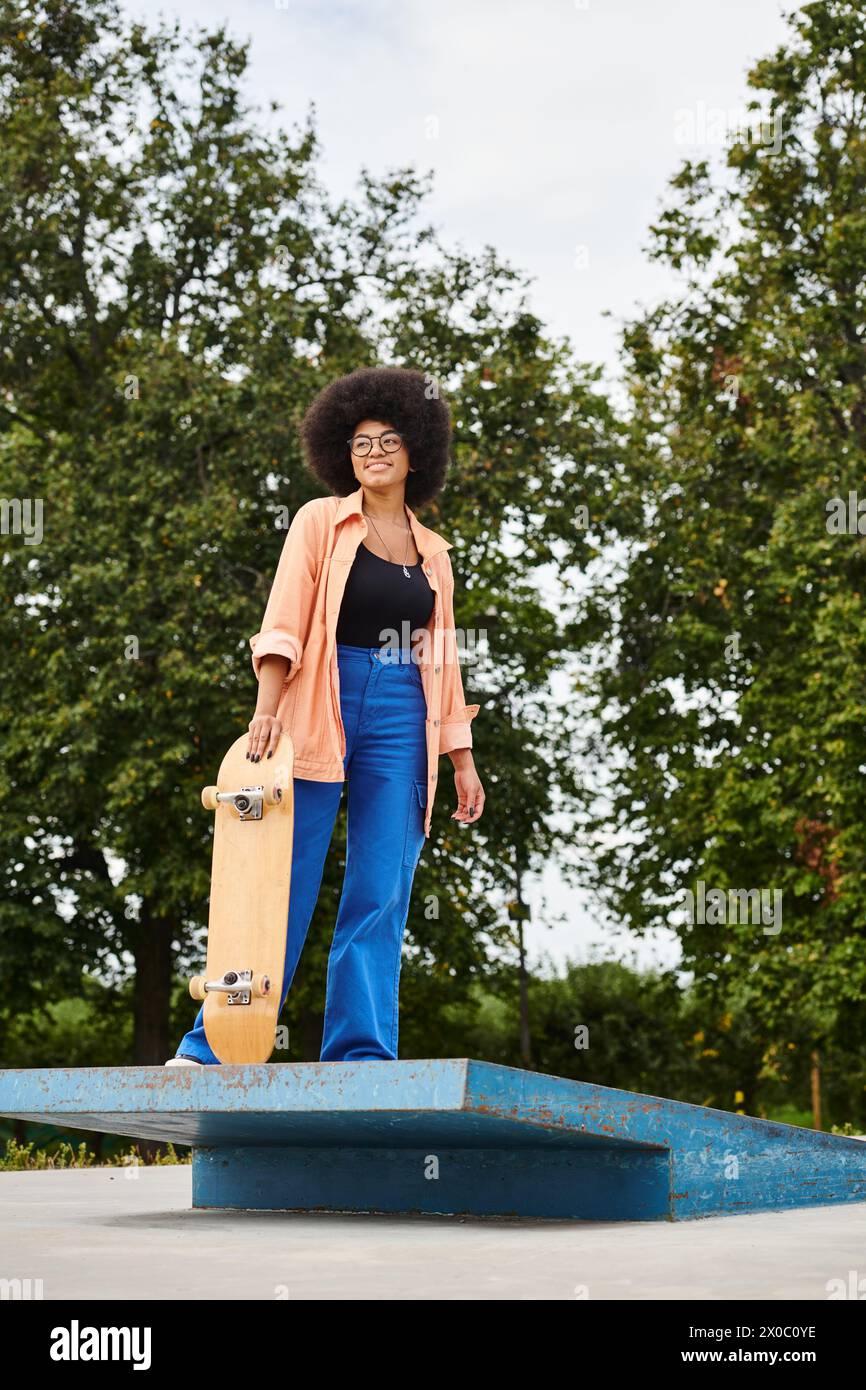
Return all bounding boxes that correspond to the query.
[264,783,282,807]
[189,975,207,1001]
[201,785,219,811]
[252,973,271,997]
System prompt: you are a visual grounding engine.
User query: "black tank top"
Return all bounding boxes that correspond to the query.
[336,543,435,648]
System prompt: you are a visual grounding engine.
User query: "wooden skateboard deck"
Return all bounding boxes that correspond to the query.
[190,732,294,1063]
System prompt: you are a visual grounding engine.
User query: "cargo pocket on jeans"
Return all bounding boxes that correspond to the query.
[401,780,428,868]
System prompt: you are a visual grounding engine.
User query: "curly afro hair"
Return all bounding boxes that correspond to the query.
[299,366,452,509]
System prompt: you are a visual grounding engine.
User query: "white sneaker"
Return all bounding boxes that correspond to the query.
[164,1056,203,1067]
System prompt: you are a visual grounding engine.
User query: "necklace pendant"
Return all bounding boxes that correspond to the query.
[402,564,411,579]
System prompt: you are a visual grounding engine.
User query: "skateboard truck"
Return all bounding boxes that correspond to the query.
[189,968,272,1005]
[201,784,284,820]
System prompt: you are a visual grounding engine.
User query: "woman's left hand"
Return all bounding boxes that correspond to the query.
[451,762,485,825]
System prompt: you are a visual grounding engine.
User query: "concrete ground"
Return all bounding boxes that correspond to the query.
[2,1167,865,1300]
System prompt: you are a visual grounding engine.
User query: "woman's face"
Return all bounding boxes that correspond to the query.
[349,417,412,493]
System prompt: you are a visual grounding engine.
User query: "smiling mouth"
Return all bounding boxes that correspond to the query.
[366,462,390,470]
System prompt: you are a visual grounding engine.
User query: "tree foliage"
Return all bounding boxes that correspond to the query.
[574,0,866,1064]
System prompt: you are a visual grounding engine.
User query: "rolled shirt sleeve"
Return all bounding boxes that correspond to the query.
[438,551,480,754]
[249,502,321,687]
[439,703,481,755]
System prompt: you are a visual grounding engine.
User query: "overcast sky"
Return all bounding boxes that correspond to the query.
[122,0,794,975]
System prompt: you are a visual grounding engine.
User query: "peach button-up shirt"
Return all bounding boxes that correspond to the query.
[249,490,480,838]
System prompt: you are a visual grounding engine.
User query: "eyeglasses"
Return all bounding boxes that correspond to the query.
[348,431,404,457]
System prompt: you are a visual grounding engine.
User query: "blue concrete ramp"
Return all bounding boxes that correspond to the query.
[1,1060,865,1221]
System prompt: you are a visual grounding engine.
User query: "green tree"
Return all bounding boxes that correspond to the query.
[572,0,866,1121]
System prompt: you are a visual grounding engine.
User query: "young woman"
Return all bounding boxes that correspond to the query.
[166,365,484,1066]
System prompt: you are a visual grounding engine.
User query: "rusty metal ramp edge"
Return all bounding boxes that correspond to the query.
[1,1059,865,1221]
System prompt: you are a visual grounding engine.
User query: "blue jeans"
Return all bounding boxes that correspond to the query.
[174,644,429,1064]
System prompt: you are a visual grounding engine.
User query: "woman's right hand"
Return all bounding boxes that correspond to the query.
[247,713,283,762]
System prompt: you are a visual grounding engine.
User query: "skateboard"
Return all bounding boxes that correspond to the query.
[189,732,294,1063]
